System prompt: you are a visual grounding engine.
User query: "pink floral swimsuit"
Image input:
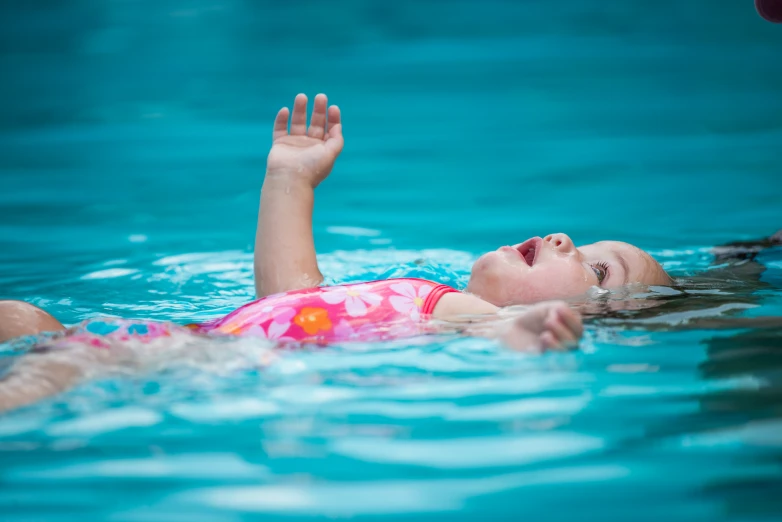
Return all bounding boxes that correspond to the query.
[65,278,458,346]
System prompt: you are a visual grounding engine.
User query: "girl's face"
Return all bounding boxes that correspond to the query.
[466,233,672,306]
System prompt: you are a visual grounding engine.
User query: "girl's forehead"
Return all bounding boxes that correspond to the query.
[581,240,631,254]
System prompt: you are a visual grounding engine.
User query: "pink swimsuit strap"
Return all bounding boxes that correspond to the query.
[197,278,459,343]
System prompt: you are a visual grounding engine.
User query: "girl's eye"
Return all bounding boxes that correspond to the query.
[591,263,609,285]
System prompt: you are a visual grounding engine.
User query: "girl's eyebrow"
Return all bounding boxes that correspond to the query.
[616,253,630,284]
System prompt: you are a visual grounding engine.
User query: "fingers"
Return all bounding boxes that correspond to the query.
[325,124,344,157]
[541,305,583,351]
[272,107,289,142]
[308,94,328,139]
[539,331,560,351]
[557,306,584,339]
[324,105,344,156]
[327,105,341,135]
[503,302,583,353]
[277,94,338,142]
[290,93,308,135]
[542,312,575,349]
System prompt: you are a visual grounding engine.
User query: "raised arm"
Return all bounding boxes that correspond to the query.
[254,94,344,298]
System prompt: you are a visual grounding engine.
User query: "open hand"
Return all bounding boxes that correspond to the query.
[266,93,344,188]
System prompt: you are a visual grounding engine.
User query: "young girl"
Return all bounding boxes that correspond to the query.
[0,93,679,411]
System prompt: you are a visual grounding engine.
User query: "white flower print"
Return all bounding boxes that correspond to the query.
[389,282,433,321]
[321,284,383,317]
[333,319,379,340]
[243,306,296,341]
[245,321,295,341]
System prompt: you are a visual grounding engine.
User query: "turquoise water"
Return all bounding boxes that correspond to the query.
[2,1,782,520]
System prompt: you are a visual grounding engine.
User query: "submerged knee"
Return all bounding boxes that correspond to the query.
[0,300,65,343]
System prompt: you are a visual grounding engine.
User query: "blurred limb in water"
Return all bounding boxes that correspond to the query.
[0,325,279,414]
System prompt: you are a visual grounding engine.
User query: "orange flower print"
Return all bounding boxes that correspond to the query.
[294,307,332,335]
[217,320,242,335]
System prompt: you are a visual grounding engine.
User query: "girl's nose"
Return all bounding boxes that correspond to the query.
[544,233,576,254]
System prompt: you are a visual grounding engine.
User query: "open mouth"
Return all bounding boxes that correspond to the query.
[515,237,542,266]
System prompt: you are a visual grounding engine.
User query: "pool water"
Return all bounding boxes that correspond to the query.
[1,1,782,520]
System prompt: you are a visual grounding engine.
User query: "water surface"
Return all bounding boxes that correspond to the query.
[1,1,782,520]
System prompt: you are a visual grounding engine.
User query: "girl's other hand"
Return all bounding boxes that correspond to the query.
[501,301,584,352]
